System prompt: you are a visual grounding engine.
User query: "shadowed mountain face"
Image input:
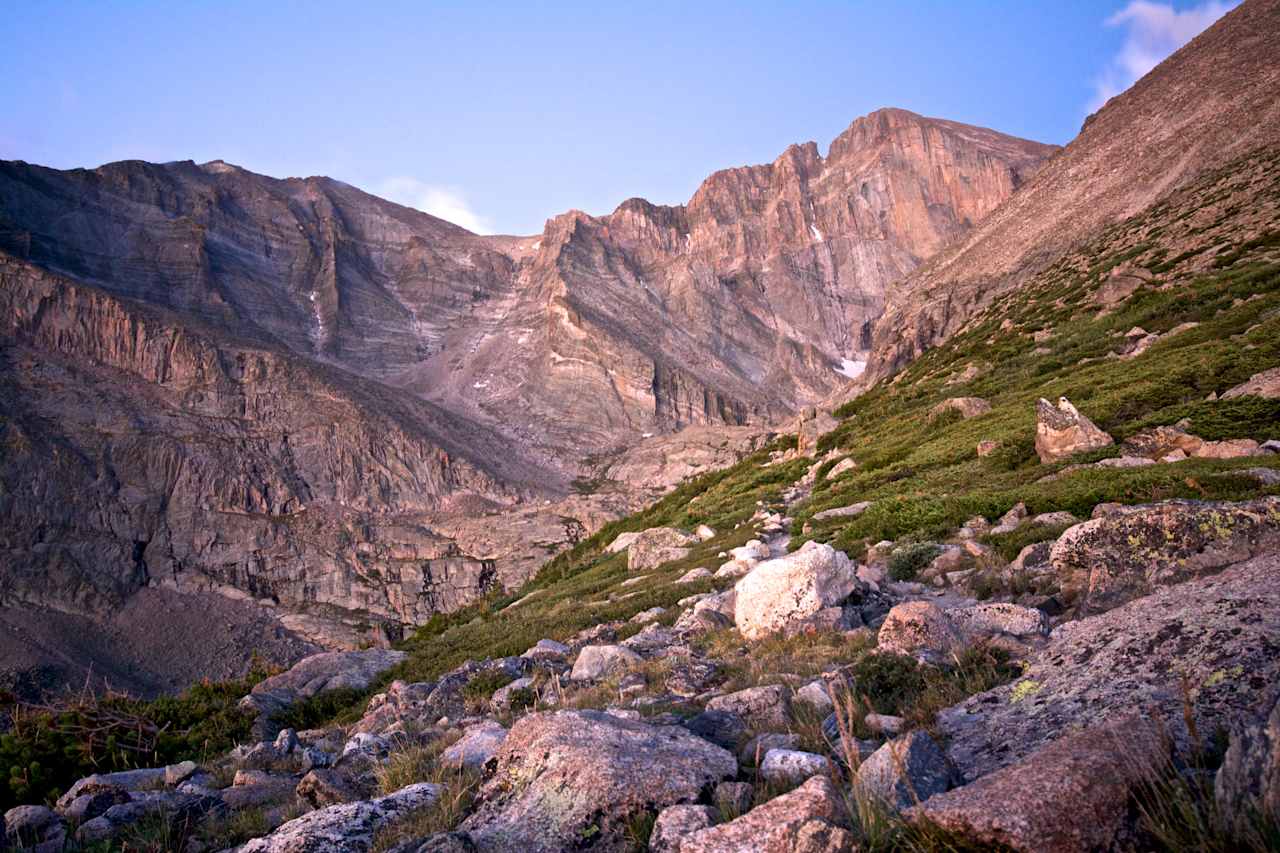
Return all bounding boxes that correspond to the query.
[865,0,1280,383]
[0,109,1054,657]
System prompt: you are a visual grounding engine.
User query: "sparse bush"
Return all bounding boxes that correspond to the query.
[888,543,942,581]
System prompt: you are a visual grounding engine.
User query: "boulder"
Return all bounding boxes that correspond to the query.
[1215,694,1280,831]
[795,680,834,712]
[56,767,168,810]
[240,649,407,738]
[811,501,871,522]
[855,730,955,811]
[442,721,508,770]
[676,568,712,584]
[1222,366,1280,399]
[649,804,716,852]
[679,775,854,853]
[1034,397,1113,463]
[937,554,1280,782]
[695,525,717,541]
[522,639,570,661]
[1049,497,1280,615]
[461,711,736,853]
[627,527,697,572]
[1193,438,1263,459]
[570,644,643,681]
[876,601,962,659]
[606,531,642,553]
[730,540,771,562]
[238,783,440,853]
[706,684,793,730]
[740,732,801,766]
[989,502,1027,535]
[683,710,748,750]
[825,458,857,480]
[929,397,991,421]
[4,805,65,851]
[759,749,830,785]
[914,716,1167,852]
[297,767,370,809]
[948,602,1049,641]
[733,541,860,640]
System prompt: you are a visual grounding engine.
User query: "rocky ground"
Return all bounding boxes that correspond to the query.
[4,426,1277,850]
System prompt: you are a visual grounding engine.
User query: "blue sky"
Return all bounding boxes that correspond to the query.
[0,1,1235,235]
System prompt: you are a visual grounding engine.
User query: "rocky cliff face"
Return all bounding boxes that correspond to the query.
[0,109,1053,661]
[864,0,1280,382]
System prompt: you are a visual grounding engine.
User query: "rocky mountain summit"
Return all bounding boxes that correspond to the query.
[0,108,1053,668]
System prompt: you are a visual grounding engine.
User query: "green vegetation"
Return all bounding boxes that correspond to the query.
[888,543,942,581]
[0,669,269,811]
[798,153,1280,559]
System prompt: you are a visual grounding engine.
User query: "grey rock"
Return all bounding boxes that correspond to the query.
[759,749,831,785]
[706,684,793,730]
[240,649,407,738]
[461,710,736,853]
[4,805,64,850]
[938,554,1280,782]
[1215,694,1280,831]
[649,804,717,852]
[855,730,955,810]
[680,775,853,853]
[570,644,642,681]
[441,721,507,770]
[627,527,697,572]
[238,783,440,853]
[1049,497,1280,615]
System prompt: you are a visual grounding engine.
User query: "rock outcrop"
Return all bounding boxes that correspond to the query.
[733,541,861,640]
[678,775,854,853]
[914,715,1167,852]
[1049,497,1280,615]
[1033,397,1113,463]
[937,553,1280,781]
[460,711,736,852]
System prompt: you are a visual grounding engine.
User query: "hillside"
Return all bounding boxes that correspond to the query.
[866,0,1280,382]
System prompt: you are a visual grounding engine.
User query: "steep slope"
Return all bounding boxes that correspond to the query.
[426,110,1055,451]
[865,0,1280,381]
[0,110,1053,675]
[0,252,569,648]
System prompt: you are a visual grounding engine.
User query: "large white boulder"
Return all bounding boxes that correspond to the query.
[733,541,859,640]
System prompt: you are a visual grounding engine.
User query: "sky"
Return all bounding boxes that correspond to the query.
[0,1,1237,236]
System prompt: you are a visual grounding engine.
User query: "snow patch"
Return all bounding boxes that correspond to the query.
[835,358,866,379]
[810,223,823,241]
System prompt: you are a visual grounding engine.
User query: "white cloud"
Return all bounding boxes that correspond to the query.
[1087,0,1236,114]
[375,177,492,234]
